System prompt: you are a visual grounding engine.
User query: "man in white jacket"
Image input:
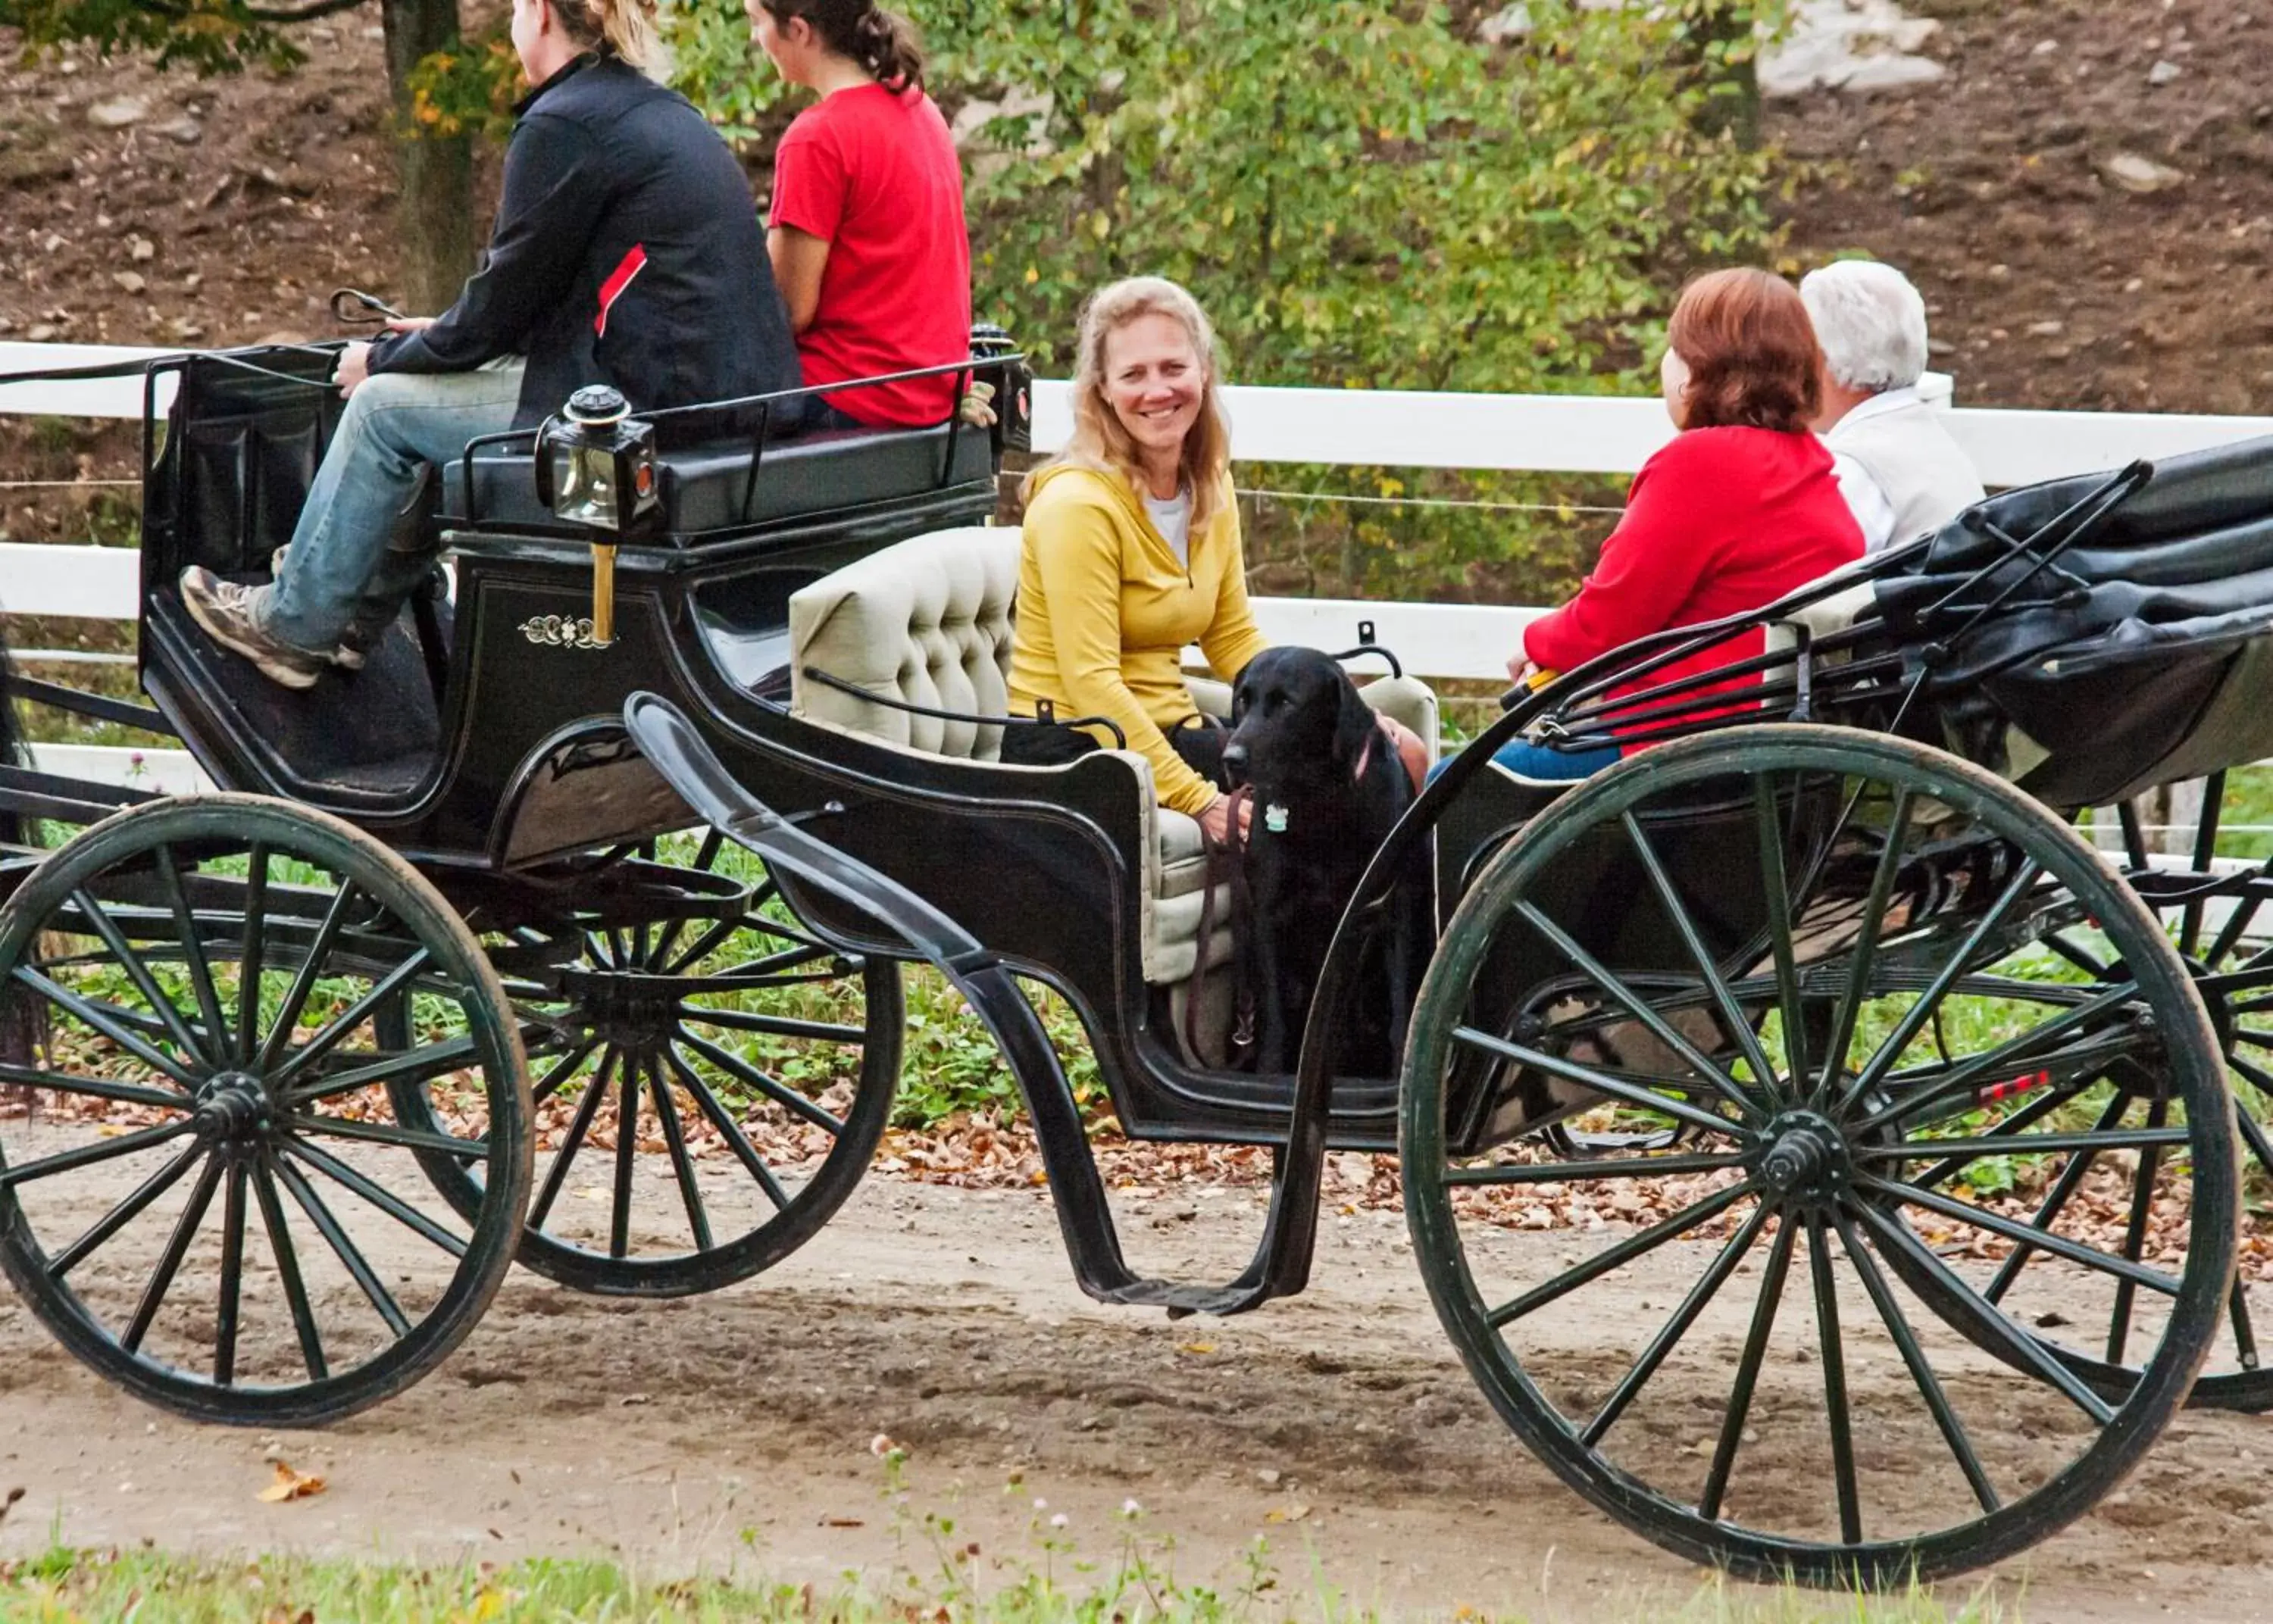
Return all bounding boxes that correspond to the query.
[1800,261,1986,551]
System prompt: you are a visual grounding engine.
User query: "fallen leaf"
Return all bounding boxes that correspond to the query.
[1177,1341,1217,1355]
[821,1515,864,1528]
[1265,1503,1312,1523]
[257,1461,326,1504]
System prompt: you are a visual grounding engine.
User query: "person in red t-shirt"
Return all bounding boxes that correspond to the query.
[747,0,971,429]
[1487,267,1865,779]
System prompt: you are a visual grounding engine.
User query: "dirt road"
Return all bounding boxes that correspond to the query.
[3,1174,2270,1622]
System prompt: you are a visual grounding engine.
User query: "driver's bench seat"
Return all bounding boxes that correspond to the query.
[785,527,1438,1002]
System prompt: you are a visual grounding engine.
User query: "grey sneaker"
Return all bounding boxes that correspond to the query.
[267,545,365,670]
[179,567,327,691]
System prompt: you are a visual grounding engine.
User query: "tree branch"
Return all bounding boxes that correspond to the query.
[239,0,368,22]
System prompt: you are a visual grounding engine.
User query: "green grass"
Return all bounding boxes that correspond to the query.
[0,1544,2021,1624]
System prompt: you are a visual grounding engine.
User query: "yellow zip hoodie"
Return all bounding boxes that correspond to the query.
[1008,463,1270,817]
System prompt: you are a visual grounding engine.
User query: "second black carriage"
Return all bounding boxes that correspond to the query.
[2,339,2268,1585]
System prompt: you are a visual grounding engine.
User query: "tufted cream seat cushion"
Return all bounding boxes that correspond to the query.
[789,526,1022,760]
[788,527,1233,985]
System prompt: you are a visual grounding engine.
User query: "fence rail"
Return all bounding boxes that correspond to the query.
[7,341,2273,788]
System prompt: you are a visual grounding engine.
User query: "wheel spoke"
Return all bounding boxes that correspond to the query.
[283,1137,468,1258]
[11,965,202,1088]
[213,1159,248,1387]
[677,1029,847,1136]
[237,842,268,1066]
[611,1053,640,1260]
[1980,1092,2128,1307]
[267,948,434,1092]
[530,1046,618,1229]
[1751,776,1810,1098]
[1836,857,2045,1115]
[1446,1148,1750,1187]
[1834,1209,2001,1513]
[255,881,361,1073]
[682,1004,866,1045]
[2105,1095,2169,1366]
[270,1151,411,1338]
[1852,982,2146,1135]
[1859,1171,2181,1298]
[1698,1213,1797,1520]
[1856,1125,2190,1164]
[0,1116,199,1191]
[123,1151,223,1355]
[1854,1201,2116,1425]
[155,844,233,1074]
[530,1037,599,1107]
[46,1138,206,1280]
[289,1113,489,1160]
[1580,1199,1770,1447]
[0,1061,190,1115]
[667,1044,790,1211]
[648,1052,714,1253]
[1812,788,1916,1110]
[658,914,746,979]
[1452,1026,1748,1144]
[1909,1080,2093,1191]
[1806,1212,1862,1544]
[252,1158,328,1380]
[1486,1181,1755,1327]
[1511,902,1759,1123]
[284,1034,483,1106]
[67,885,215,1067]
[1621,812,1784,1104]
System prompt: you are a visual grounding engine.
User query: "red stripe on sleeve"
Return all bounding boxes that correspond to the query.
[594,244,649,339]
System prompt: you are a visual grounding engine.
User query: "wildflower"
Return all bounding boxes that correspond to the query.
[1050,1513,1069,1529]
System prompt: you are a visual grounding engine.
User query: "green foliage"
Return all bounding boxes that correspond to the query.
[674,0,1789,393]
[1,0,310,73]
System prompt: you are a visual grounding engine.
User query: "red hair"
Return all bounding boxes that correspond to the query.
[1668,268,1823,434]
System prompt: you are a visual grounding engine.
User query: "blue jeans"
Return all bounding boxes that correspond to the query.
[1429,738,1624,783]
[258,362,524,654]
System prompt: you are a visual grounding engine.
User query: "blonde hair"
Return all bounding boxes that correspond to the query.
[1026,276,1233,535]
[555,0,664,76]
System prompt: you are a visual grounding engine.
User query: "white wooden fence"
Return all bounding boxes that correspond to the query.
[6,341,2273,789]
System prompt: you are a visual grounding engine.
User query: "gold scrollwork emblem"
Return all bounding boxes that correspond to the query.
[518,614,604,651]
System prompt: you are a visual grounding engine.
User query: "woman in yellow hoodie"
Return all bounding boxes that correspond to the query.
[1005,277,1264,844]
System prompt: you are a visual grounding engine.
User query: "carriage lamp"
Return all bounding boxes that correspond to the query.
[534,385,660,647]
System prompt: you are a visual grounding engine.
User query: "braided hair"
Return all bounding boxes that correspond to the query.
[759,0,925,92]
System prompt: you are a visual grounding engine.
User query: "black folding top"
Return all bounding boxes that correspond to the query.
[1877,433,2273,805]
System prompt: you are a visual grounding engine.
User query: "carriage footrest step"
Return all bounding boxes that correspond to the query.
[1096,1277,1271,1318]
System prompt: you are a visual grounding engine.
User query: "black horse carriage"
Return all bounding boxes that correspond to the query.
[3,335,2271,1587]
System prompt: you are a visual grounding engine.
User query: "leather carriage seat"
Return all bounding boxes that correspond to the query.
[786,526,1232,987]
[439,420,994,537]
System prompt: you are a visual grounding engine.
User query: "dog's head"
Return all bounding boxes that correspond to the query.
[1222,647,1378,795]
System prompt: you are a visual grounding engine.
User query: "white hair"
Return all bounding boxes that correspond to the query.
[1799,260,1930,393]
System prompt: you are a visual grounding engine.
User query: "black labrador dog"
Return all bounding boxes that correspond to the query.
[1220,647,1430,1076]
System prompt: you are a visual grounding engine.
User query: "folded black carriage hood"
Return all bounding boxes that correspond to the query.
[1874,433,2273,807]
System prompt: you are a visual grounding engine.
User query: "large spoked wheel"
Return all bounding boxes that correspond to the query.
[399,828,899,1297]
[0,796,532,1426]
[1402,726,2237,1587]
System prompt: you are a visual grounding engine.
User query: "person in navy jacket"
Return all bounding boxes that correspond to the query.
[182,0,802,689]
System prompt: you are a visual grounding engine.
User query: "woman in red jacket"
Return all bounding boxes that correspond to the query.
[1493,267,1865,778]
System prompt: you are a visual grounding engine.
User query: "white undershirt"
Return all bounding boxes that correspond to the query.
[1823,386,1920,553]
[1143,485,1193,567]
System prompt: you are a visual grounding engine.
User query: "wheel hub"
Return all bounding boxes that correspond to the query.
[194,1073,272,1142]
[558,963,687,1042]
[1756,1110,1848,1202]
